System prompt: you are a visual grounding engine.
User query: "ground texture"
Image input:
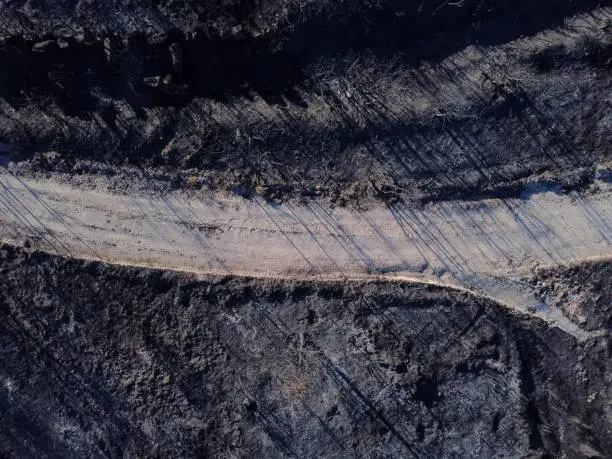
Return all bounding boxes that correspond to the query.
[1,2,610,204]
[0,0,611,457]
[1,247,611,458]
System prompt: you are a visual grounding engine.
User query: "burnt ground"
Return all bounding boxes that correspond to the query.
[1,1,611,457]
[1,1,611,204]
[530,260,612,333]
[0,245,610,458]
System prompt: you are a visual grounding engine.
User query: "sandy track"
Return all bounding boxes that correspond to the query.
[1,169,611,337]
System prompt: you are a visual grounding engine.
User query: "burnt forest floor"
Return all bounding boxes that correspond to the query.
[1,1,610,206]
[0,245,610,457]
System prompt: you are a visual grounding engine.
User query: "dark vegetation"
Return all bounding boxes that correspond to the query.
[1,1,610,204]
[0,245,610,457]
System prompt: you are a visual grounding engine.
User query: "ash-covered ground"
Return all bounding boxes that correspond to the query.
[1,1,611,457]
[0,245,610,458]
[1,1,610,204]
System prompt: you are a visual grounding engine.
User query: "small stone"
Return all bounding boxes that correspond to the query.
[243,399,257,412]
[57,37,70,49]
[228,24,246,40]
[32,40,55,52]
[55,28,73,39]
[103,38,112,62]
[143,76,161,88]
[169,43,183,76]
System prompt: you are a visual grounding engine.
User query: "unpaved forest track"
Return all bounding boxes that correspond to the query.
[1,169,610,338]
[2,2,612,457]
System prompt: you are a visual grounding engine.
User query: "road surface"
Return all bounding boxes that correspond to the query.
[1,169,611,338]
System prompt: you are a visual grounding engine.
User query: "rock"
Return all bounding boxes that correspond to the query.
[54,28,73,39]
[245,24,262,38]
[74,31,86,43]
[31,40,56,52]
[143,76,161,88]
[103,37,112,62]
[169,43,183,76]
[142,75,187,95]
[74,29,95,44]
[57,37,70,49]
[228,24,246,40]
[160,75,187,96]
[243,399,257,413]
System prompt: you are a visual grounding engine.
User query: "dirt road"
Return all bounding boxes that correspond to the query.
[1,169,611,337]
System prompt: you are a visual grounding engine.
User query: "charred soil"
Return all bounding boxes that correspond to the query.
[0,245,610,457]
[1,1,611,457]
[1,1,610,204]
